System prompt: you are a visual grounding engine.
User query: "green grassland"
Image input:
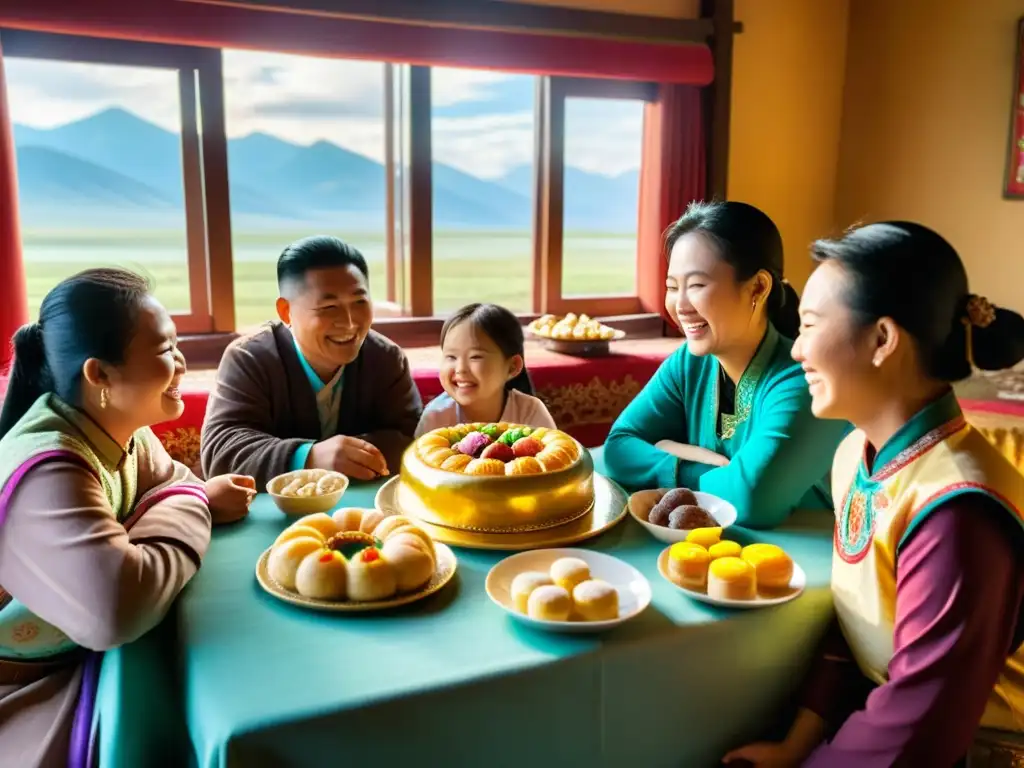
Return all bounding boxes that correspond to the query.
[22,229,638,329]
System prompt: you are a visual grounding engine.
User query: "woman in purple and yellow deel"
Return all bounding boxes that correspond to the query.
[725,222,1024,766]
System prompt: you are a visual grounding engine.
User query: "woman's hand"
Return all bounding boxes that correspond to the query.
[722,741,802,767]
[655,440,730,467]
[205,474,256,524]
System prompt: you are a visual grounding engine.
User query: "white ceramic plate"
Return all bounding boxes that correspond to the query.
[657,546,806,609]
[486,547,651,633]
[628,489,738,544]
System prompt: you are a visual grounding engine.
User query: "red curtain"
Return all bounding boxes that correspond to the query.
[0,0,713,85]
[636,84,705,325]
[0,38,27,372]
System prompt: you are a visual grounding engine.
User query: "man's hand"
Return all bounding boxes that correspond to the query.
[308,435,389,481]
[205,474,256,524]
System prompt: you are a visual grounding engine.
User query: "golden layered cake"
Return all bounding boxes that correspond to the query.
[396,423,595,533]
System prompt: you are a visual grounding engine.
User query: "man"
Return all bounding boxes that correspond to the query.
[201,236,422,489]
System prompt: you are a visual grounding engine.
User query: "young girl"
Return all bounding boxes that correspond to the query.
[416,303,556,436]
[0,268,253,766]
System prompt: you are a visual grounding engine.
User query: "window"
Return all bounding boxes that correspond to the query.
[562,97,643,298]
[222,50,398,331]
[2,31,231,334]
[4,29,664,355]
[430,68,537,314]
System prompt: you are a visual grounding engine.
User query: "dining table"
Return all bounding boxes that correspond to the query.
[93,447,837,768]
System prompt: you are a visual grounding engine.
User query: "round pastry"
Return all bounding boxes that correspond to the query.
[396,423,594,533]
[667,541,710,590]
[464,458,506,476]
[268,536,324,590]
[708,540,742,560]
[273,524,326,547]
[346,547,398,601]
[550,557,590,593]
[294,549,348,600]
[648,502,671,527]
[526,584,572,621]
[388,524,435,557]
[668,505,718,530]
[373,515,417,541]
[506,456,543,475]
[649,487,699,524]
[686,527,723,548]
[572,580,619,621]
[707,557,756,601]
[741,543,793,591]
[381,535,435,592]
[510,571,555,614]
[331,507,365,532]
[293,512,339,539]
[357,509,385,534]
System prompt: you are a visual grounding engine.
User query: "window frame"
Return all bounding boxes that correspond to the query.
[1,29,236,334]
[4,31,665,363]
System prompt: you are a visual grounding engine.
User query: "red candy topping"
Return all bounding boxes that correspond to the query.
[361,548,381,563]
[318,552,335,563]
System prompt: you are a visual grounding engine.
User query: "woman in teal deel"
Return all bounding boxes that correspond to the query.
[605,201,848,528]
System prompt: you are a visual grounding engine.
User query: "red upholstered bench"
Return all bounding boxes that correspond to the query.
[150,340,676,473]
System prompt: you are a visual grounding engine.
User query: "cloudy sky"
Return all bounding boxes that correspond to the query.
[5,49,643,179]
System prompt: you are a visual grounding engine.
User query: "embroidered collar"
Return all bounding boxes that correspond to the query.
[716,323,779,440]
[863,389,964,481]
[49,395,134,471]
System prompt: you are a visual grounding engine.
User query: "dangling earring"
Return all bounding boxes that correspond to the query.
[100,388,110,410]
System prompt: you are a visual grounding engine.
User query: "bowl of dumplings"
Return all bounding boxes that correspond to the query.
[527,313,624,357]
[267,468,350,516]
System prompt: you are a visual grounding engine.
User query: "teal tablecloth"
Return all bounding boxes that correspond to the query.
[172,449,836,768]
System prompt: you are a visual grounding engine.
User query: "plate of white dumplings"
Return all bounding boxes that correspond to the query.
[267,469,350,515]
[485,548,651,633]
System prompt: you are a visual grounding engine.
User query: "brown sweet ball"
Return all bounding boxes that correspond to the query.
[661,488,699,508]
[648,503,672,527]
[668,505,719,530]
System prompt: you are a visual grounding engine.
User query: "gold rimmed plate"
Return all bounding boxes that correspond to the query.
[374,473,628,550]
[255,542,457,612]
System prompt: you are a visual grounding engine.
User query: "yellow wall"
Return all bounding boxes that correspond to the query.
[727,0,851,290]
[836,0,1024,310]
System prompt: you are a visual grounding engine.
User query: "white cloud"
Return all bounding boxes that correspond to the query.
[6,51,643,179]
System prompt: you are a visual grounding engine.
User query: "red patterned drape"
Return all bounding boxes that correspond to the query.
[636,85,705,325]
[0,39,28,372]
[0,0,713,85]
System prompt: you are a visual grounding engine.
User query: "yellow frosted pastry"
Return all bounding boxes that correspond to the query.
[293,513,338,539]
[686,527,723,548]
[549,557,590,593]
[358,509,385,534]
[346,548,398,601]
[424,447,457,467]
[572,580,619,621]
[331,507,366,532]
[741,543,793,591]
[464,458,506,476]
[667,541,710,590]
[708,557,756,600]
[381,535,434,592]
[418,434,450,451]
[267,536,324,590]
[526,584,572,621]
[440,454,473,472]
[511,571,555,613]
[708,540,742,560]
[506,456,544,475]
[294,549,348,600]
[273,525,326,547]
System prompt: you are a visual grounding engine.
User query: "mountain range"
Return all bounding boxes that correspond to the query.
[13,108,640,232]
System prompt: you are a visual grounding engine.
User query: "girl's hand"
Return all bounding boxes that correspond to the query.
[722,741,802,767]
[205,474,256,524]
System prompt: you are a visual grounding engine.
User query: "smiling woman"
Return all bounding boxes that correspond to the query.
[604,201,849,529]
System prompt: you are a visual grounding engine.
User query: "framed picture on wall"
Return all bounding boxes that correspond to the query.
[1006,18,1024,198]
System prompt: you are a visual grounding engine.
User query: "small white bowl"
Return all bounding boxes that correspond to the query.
[485,547,651,633]
[627,488,738,544]
[267,469,349,516]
